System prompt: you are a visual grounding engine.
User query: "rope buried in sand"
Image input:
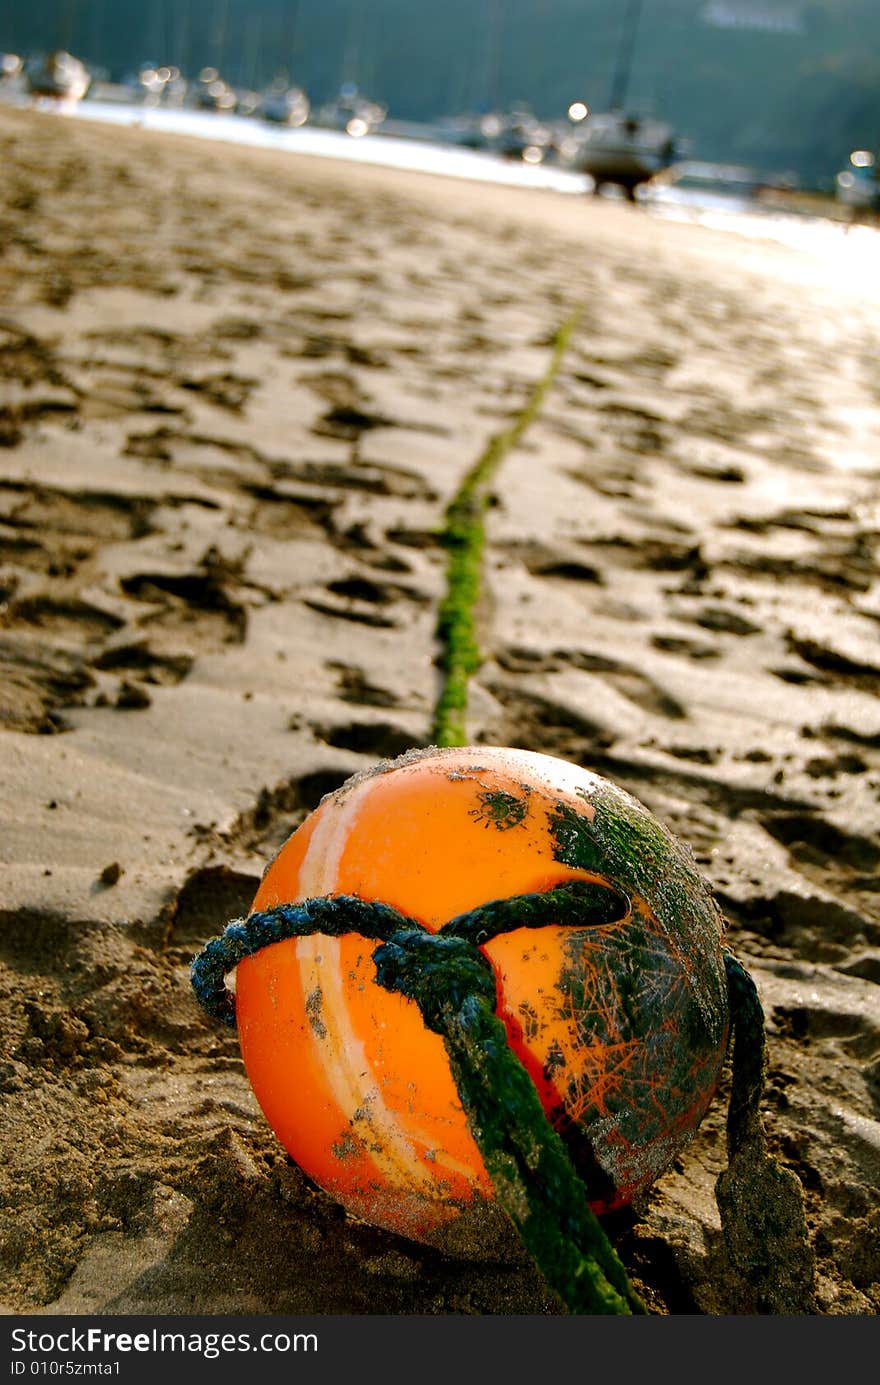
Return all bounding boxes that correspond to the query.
[191,879,644,1315]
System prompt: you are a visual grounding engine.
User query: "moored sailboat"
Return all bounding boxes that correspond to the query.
[25,50,91,104]
[566,0,677,199]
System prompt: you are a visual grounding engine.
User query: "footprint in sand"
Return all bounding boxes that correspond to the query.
[0,637,93,733]
[5,592,123,642]
[494,644,685,720]
[303,569,429,629]
[207,766,360,861]
[0,482,155,558]
[120,568,248,648]
[311,719,424,760]
[326,661,400,709]
[759,811,880,890]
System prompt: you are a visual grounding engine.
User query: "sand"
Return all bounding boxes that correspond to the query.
[1,102,878,1317]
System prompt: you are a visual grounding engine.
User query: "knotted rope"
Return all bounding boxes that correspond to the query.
[191,881,811,1314]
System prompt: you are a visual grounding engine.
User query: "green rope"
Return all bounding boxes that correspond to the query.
[191,879,644,1314]
[374,927,645,1313]
[432,309,580,747]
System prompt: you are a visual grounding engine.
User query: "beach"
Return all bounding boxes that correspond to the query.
[1,102,879,1316]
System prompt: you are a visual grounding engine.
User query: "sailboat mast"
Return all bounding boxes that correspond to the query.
[340,0,366,88]
[286,0,301,81]
[245,12,262,91]
[62,0,76,52]
[173,0,191,76]
[608,0,643,112]
[485,0,504,113]
[211,0,229,75]
[87,0,104,66]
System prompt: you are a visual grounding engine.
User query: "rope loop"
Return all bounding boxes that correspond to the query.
[190,894,413,1026]
[190,878,625,1028]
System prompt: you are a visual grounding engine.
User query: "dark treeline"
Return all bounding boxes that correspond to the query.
[2,1,879,185]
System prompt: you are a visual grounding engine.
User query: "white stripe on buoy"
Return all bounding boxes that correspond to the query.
[296,775,442,1191]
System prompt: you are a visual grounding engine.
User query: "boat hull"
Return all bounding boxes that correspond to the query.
[835,171,880,210]
[25,51,90,103]
[570,112,675,193]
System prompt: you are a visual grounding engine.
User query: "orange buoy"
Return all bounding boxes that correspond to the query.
[231,746,730,1248]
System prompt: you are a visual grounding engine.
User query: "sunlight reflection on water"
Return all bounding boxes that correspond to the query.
[643,186,880,298]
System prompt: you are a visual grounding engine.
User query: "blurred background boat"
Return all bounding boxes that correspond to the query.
[259,76,310,128]
[433,106,555,165]
[192,65,237,113]
[835,149,880,213]
[314,82,386,137]
[132,62,188,108]
[24,49,90,103]
[1,51,23,84]
[491,105,555,163]
[564,0,677,198]
[568,108,676,197]
[433,110,502,151]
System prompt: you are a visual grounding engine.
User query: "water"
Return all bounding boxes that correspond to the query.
[27,94,880,297]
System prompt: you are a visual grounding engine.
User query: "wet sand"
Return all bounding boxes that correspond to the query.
[1,103,879,1316]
